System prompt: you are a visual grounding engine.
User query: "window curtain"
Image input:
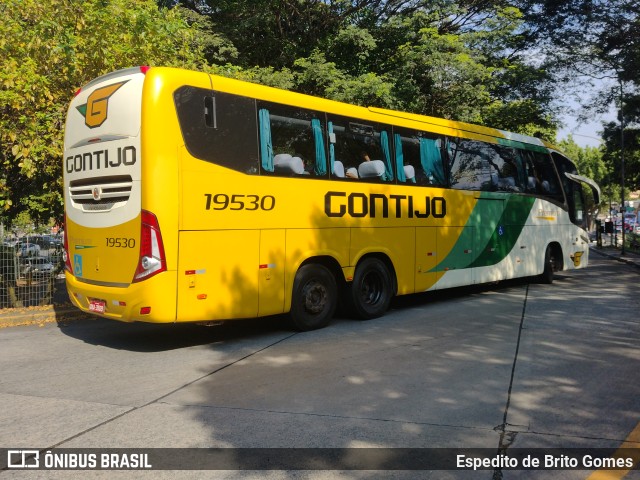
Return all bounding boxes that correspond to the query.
[312,118,327,176]
[258,109,273,172]
[394,134,407,182]
[420,138,445,185]
[380,131,393,181]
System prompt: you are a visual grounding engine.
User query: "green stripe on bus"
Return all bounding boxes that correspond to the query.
[469,195,536,268]
[430,194,536,271]
[497,137,548,153]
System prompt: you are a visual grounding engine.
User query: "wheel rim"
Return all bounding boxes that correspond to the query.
[359,271,383,305]
[301,279,328,315]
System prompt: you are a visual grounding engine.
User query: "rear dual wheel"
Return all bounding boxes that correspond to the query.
[288,258,394,331]
[347,257,393,320]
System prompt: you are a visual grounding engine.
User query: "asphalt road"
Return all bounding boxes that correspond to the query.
[0,255,639,479]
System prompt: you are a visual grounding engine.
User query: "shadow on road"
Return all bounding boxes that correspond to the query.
[52,269,566,355]
[55,313,292,352]
[53,273,546,353]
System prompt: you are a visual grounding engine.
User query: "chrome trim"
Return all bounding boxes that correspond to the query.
[76,277,129,288]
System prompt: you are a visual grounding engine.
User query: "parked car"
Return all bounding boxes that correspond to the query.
[16,242,41,257]
[20,257,54,279]
[618,220,637,233]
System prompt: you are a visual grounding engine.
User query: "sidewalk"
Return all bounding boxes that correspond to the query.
[0,303,86,328]
[590,244,640,269]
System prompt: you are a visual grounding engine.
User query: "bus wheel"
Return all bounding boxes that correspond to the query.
[539,246,556,284]
[289,264,337,331]
[348,257,393,320]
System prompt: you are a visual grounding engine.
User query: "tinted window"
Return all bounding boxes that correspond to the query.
[174,86,259,174]
[523,151,564,203]
[552,152,585,226]
[491,145,526,192]
[448,139,493,191]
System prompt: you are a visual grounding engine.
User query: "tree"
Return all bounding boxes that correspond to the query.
[602,119,640,193]
[0,0,207,227]
[175,0,561,137]
[515,0,640,193]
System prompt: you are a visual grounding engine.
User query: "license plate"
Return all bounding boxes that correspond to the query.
[89,299,106,314]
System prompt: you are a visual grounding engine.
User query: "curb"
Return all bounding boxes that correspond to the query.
[590,246,640,270]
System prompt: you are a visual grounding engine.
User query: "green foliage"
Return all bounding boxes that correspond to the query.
[0,0,206,226]
[557,136,608,186]
[602,121,640,193]
[519,0,640,190]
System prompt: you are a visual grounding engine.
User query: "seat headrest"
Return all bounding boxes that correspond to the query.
[403,165,415,180]
[358,160,385,178]
[274,154,305,174]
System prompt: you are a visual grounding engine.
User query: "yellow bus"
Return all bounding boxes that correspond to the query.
[63,66,600,330]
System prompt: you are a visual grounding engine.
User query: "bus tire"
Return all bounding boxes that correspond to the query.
[539,245,555,284]
[288,264,337,331]
[348,257,393,320]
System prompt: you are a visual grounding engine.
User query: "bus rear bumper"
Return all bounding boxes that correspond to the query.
[65,271,178,323]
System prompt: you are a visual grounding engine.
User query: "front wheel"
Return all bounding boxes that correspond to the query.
[288,264,337,331]
[539,246,556,284]
[347,257,393,319]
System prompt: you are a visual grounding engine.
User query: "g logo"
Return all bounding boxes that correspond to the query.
[571,251,583,267]
[76,80,128,128]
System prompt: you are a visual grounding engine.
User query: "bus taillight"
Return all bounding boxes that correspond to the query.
[133,210,166,283]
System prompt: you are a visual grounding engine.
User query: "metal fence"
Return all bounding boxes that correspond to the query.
[0,236,65,309]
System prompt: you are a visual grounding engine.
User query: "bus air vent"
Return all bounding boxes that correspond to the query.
[69,175,133,212]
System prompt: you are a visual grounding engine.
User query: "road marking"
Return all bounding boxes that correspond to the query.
[586,421,640,480]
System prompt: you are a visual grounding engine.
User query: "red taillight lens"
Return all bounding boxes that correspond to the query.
[63,219,72,273]
[139,66,151,74]
[133,210,166,283]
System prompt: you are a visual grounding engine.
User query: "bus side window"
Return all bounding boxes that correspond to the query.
[551,152,585,226]
[257,102,328,177]
[328,116,394,183]
[393,129,445,186]
[448,139,492,191]
[489,145,524,192]
[531,151,564,203]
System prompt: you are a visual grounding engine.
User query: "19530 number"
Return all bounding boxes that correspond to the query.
[204,194,276,211]
[106,237,136,248]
